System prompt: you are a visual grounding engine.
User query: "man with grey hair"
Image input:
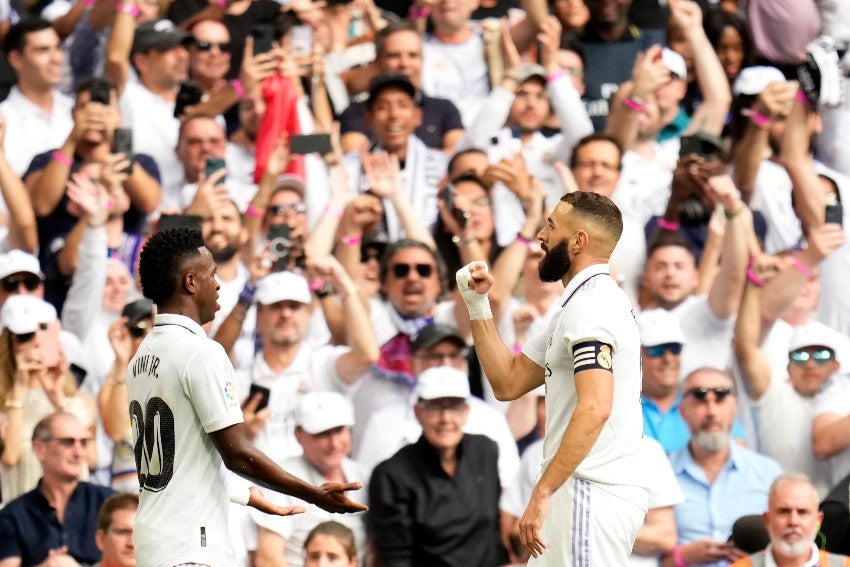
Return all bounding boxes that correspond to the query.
[730,474,850,567]
[669,368,782,567]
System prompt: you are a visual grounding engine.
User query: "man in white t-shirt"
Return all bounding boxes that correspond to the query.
[252,392,369,567]
[457,191,648,565]
[0,19,73,178]
[129,227,365,567]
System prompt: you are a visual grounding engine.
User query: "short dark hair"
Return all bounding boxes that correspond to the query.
[570,133,623,170]
[560,191,623,243]
[379,238,447,294]
[3,18,52,56]
[375,20,421,59]
[97,493,139,533]
[646,229,695,261]
[272,11,302,42]
[447,147,487,178]
[75,75,116,97]
[303,521,357,559]
[139,227,205,305]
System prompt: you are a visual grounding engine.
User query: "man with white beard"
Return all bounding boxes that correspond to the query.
[730,474,850,567]
[668,368,782,567]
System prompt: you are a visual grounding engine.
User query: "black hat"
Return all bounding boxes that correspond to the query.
[366,73,421,110]
[122,298,155,325]
[411,323,465,354]
[132,20,189,55]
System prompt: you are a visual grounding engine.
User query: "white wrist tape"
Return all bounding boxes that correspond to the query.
[229,484,251,506]
[455,262,493,320]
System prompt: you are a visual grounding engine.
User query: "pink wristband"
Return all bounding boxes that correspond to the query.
[340,234,362,246]
[230,79,245,99]
[750,110,772,128]
[657,217,680,231]
[325,202,344,219]
[116,3,140,16]
[52,150,72,167]
[512,344,523,355]
[746,268,765,287]
[791,256,814,278]
[623,96,645,112]
[245,204,264,219]
[673,545,687,567]
[546,69,565,83]
[308,278,326,292]
[515,233,532,247]
[796,89,811,104]
[410,6,431,19]
[84,0,95,7]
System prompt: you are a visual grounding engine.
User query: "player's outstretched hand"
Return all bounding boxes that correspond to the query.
[456,261,495,320]
[314,482,369,514]
[247,486,306,516]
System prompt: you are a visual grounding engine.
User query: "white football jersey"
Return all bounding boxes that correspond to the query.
[128,313,244,567]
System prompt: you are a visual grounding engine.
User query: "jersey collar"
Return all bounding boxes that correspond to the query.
[153,313,207,337]
[559,263,611,308]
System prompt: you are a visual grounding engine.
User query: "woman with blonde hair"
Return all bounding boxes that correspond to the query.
[0,295,96,504]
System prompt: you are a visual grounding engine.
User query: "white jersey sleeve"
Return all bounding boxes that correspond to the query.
[182,339,245,433]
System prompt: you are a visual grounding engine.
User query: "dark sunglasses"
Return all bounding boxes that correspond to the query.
[2,274,42,293]
[269,203,307,216]
[193,40,232,53]
[789,348,834,365]
[47,437,90,448]
[12,322,49,344]
[126,321,150,339]
[391,263,434,279]
[645,343,683,358]
[685,386,734,403]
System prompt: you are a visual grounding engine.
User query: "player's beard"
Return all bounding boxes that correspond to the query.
[774,530,813,557]
[538,241,570,282]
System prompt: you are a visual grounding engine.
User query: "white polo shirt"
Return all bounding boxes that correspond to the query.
[127,313,244,567]
[0,86,73,177]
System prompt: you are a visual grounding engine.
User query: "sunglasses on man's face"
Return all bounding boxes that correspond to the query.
[1,274,42,293]
[268,203,307,216]
[390,263,434,279]
[645,343,683,358]
[684,386,734,403]
[789,348,834,365]
[193,40,232,53]
[12,322,49,345]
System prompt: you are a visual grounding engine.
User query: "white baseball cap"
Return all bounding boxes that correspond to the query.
[0,249,43,280]
[732,66,786,96]
[295,391,355,434]
[788,321,843,357]
[255,271,311,305]
[0,295,57,334]
[662,48,687,80]
[636,308,686,347]
[415,366,470,401]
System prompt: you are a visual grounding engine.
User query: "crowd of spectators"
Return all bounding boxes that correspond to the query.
[0,0,849,565]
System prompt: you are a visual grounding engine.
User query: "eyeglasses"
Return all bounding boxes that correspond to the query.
[1,274,42,293]
[417,398,467,413]
[268,203,307,216]
[126,321,150,339]
[390,263,434,279]
[45,437,90,448]
[12,322,49,345]
[645,343,683,358]
[414,350,468,364]
[684,386,734,403]
[193,40,232,53]
[789,348,834,365]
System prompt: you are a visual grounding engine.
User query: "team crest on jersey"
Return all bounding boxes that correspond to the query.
[224,381,236,404]
[596,345,613,369]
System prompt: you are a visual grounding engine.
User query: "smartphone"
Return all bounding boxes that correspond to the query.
[173,81,203,119]
[37,320,62,369]
[290,25,313,58]
[112,127,134,174]
[290,134,333,155]
[443,183,470,229]
[251,24,275,56]
[159,214,203,232]
[248,383,271,412]
[88,77,112,105]
[205,157,226,184]
[268,223,293,272]
[825,202,844,226]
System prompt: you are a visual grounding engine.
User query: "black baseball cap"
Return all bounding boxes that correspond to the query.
[122,298,154,325]
[366,73,421,110]
[132,20,190,55]
[411,323,465,354]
